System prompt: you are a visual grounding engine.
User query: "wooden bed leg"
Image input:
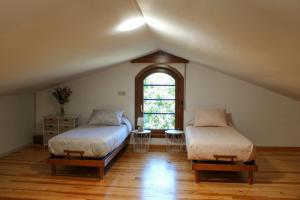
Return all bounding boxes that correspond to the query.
[248,171,253,185]
[51,164,56,176]
[195,170,200,183]
[99,167,104,180]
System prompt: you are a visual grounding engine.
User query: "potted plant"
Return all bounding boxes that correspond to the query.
[52,86,72,116]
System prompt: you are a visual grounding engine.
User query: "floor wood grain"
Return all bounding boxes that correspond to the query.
[0,146,299,200]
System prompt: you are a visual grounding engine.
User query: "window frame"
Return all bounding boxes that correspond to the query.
[135,64,184,138]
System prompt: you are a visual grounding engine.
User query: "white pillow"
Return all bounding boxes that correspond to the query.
[121,116,133,132]
[194,109,228,127]
[88,109,124,126]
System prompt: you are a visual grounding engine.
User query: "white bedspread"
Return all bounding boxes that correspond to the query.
[48,125,130,158]
[185,126,256,162]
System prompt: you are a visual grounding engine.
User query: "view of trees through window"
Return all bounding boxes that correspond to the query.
[143,73,175,129]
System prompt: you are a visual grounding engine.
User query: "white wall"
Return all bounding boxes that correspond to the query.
[0,94,35,156]
[185,63,300,146]
[36,61,300,147]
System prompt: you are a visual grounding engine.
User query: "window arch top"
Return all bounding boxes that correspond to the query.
[144,73,175,85]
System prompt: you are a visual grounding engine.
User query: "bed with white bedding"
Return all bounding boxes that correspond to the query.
[48,124,130,158]
[186,109,258,184]
[47,109,132,179]
[185,125,256,162]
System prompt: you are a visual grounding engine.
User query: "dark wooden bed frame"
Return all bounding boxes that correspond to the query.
[47,134,131,179]
[192,155,258,184]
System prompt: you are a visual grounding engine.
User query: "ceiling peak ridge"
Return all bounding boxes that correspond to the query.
[132,0,160,47]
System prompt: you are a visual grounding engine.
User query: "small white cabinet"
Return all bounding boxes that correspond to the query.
[43,115,79,148]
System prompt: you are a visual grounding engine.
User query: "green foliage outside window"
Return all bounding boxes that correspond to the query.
[143,73,176,129]
[144,114,175,129]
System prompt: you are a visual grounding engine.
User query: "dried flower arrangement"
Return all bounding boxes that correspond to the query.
[52,86,72,116]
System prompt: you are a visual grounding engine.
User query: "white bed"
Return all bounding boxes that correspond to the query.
[185,125,256,162]
[48,124,131,158]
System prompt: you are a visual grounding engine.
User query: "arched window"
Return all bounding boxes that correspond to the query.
[135,64,184,137]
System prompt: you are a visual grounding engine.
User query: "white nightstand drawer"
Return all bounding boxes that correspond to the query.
[59,118,76,125]
[44,124,58,131]
[44,131,58,137]
[44,117,58,124]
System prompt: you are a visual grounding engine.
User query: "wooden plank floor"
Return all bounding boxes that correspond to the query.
[0,146,299,200]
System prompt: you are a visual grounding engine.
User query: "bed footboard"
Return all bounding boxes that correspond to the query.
[47,134,130,180]
[192,158,258,184]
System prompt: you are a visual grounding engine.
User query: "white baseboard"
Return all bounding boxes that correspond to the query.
[0,142,32,158]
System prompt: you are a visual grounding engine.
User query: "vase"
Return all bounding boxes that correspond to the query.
[60,105,65,116]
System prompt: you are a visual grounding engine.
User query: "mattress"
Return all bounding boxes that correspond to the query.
[48,124,130,158]
[185,126,256,162]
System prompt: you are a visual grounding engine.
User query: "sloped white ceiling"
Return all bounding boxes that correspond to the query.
[138,0,300,100]
[0,0,156,95]
[0,0,300,100]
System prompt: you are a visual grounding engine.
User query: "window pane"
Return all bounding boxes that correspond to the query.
[144,85,175,99]
[144,114,175,129]
[144,73,175,85]
[144,100,175,113]
[143,72,176,130]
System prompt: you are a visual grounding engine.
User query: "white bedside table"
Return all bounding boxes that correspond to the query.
[132,130,151,153]
[165,130,184,152]
[43,115,79,149]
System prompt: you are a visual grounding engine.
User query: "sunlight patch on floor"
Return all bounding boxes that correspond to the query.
[141,157,177,199]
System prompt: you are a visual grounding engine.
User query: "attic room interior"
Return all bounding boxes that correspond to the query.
[0,0,300,199]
